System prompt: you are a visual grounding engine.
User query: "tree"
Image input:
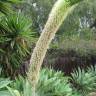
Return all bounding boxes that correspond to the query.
[27,0,83,94]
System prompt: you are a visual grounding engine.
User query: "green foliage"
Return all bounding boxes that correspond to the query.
[0,0,96,96]
[9,78,33,96]
[0,69,12,96]
[0,13,34,77]
[0,1,12,15]
[21,0,56,33]
[51,0,96,59]
[10,69,73,96]
[0,0,37,77]
[71,66,96,95]
[65,0,83,5]
[37,68,72,96]
[0,0,22,15]
[0,78,11,89]
[58,0,96,37]
[0,68,11,90]
[1,67,96,96]
[58,39,96,57]
[10,76,33,96]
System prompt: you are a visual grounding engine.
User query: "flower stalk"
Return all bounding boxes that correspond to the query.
[27,0,82,94]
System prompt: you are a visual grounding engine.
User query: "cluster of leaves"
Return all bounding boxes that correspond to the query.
[0,68,71,96]
[37,68,72,96]
[0,78,12,96]
[1,0,96,96]
[0,67,12,96]
[0,66,96,96]
[0,0,37,77]
[6,69,72,96]
[0,0,22,14]
[71,66,96,96]
[1,69,73,96]
[65,0,83,5]
[4,67,96,96]
[0,13,33,77]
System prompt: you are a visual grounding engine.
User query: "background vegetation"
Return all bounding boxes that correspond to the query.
[0,0,96,96]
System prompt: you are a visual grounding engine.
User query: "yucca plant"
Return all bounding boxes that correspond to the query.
[0,1,11,15]
[71,66,96,96]
[0,0,22,15]
[0,13,35,77]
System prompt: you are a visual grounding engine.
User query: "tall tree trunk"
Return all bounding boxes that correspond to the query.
[27,0,81,94]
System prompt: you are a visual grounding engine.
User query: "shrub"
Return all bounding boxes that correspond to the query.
[10,68,73,96]
[71,66,96,96]
[37,68,72,96]
[0,13,35,77]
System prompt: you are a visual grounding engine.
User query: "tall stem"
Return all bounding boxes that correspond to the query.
[27,0,79,94]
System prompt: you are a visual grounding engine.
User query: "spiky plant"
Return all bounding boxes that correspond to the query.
[0,0,22,15]
[10,68,72,96]
[0,13,34,77]
[0,78,12,96]
[37,68,72,96]
[8,77,33,96]
[71,66,96,96]
[0,67,12,96]
[27,0,83,93]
